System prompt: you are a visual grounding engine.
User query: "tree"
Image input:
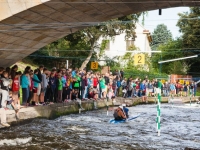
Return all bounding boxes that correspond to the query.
[176,7,200,75]
[29,14,142,70]
[151,39,190,74]
[65,14,142,70]
[151,24,172,50]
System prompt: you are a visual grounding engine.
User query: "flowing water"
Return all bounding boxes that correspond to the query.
[0,104,200,150]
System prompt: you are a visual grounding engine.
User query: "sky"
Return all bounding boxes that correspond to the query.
[139,7,190,39]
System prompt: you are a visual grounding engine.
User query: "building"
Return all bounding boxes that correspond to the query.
[96,23,152,65]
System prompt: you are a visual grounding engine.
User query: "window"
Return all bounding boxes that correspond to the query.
[126,40,134,50]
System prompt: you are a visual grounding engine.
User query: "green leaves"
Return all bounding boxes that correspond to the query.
[176,7,200,74]
[150,24,172,50]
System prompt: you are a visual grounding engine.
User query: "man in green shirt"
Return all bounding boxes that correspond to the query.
[73,75,81,98]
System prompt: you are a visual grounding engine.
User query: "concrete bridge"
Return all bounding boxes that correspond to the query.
[0,0,198,67]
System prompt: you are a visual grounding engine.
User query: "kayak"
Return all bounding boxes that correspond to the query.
[109,114,140,124]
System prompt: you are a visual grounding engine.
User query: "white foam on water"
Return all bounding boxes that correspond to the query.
[63,116,102,123]
[172,104,200,108]
[0,137,32,146]
[66,126,89,131]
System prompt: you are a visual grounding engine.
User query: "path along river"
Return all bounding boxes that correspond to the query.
[0,104,200,150]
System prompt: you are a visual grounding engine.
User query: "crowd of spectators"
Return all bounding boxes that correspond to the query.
[0,64,198,127]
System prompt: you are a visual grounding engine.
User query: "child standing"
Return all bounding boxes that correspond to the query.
[12,72,21,109]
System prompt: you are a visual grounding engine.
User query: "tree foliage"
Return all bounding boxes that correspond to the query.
[151,39,190,74]
[151,24,172,50]
[29,14,142,70]
[176,7,200,75]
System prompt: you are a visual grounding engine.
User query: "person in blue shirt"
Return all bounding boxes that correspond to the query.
[72,68,78,78]
[122,104,129,118]
[21,70,30,105]
[116,78,121,96]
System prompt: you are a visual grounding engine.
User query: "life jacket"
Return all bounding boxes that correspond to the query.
[113,108,124,118]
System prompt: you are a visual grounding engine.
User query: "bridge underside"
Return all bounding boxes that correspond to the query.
[0,0,199,67]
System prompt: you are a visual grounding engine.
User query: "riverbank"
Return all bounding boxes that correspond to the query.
[0,96,199,127]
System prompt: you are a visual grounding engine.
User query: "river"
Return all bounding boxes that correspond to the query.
[0,104,200,150]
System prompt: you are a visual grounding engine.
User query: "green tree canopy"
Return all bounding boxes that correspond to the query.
[151,39,190,74]
[151,24,172,50]
[176,7,200,75]
[30,14,143,70]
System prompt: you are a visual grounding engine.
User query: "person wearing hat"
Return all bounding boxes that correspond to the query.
[122,104,129,118]
[113,105,127,120]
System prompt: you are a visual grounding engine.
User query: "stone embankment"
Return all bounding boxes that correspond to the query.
[0,96,199,127]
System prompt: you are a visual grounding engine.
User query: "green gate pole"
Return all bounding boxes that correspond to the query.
[156,81,162,136]
[157,93,161,136]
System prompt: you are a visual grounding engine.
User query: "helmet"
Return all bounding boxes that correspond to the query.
[122,104,126,107]
[119,106,123,109]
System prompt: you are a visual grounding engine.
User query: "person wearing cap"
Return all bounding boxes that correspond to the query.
[122,104,129,118]
[113,106,127,120]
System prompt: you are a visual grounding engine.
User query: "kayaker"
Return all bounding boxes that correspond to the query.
[113,106,127,120]
[122,104,129,118]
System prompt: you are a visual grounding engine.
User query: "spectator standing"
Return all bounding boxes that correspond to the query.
[81,75,87,99]
[73,75,81,98]
[66,73,72,100]
[57,73,63,102]
[33,69,41,105]
[99,76,106,99]
[5,67,11,79]
[116,77,121,97]
[140,80,147,102]
[21,70,30,105]
[10,65,18,80]
[104,73,110,94]
[169,82,176,97]
[61,72,67,102]
[40,68,48,104]
[48,72,56,103]
[12,72,20,108]
[37,65,44,102]
[183,83,188,97]
[121,78,127,90]
[27,72,34,106]
[112,76,117,96]
[120,69,124,80]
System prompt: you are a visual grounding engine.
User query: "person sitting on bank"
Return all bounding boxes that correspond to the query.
[122,104,129,118]
[113,106,127,120]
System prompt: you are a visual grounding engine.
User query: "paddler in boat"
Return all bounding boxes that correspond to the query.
[122,104,129,118]
[113,106,127,121]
